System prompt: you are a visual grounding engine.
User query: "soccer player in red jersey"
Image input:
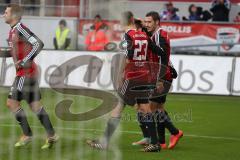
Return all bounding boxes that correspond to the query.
[86,11,165,152]
[133,11,183,150]
[2,4,58,149]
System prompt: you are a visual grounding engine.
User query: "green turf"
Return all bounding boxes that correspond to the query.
[0,87,240,160]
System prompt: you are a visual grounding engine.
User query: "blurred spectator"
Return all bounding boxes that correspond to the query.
[188,4,201,21]
[160,2,180,21]
[201,10,212,21]
[85,15,109,51]
[53,19,71,50]
[210,0,231,22]
[92,14,108,31]
[183,5,212,21]
[234,12,240,23]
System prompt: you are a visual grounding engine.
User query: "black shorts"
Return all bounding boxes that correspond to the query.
[8,76,41,104]
[117,78,155,106]
[149,80,172,104]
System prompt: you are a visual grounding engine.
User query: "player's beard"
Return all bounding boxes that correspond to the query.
[150,25,158,35]
[147,26,155,34]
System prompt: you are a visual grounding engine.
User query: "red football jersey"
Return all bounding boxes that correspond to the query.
[8,22,43,78]
[123,29,157,83]
[124,29,150,61]
[150,28,172,81]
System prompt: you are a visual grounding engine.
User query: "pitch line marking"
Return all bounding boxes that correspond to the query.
[0,124,240,142]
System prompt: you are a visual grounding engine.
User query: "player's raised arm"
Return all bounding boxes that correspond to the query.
[123,33,134,60]
[147,34,168,81]
[16,23,44,67]
[148,38,166,61]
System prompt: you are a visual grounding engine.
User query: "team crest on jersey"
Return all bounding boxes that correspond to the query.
[119,40,133,50]
[216,27,240,51]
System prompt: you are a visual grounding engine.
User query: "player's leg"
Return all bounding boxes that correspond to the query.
[102,100,124,146]
[24,77,58,149]
[151,79,183,149]
[132,100,151,146]
[29,101,58,149]
[138,103,160,152]
[163,107,183,149]
[159,104,179,135]
[86,75,128,150]
[150,101,167,149]
[29,101,55,137]
[132,111,151,146]
[7,99,33,137]
[7,76,33,147]
[153,98,183,149]
[87,100,125,149]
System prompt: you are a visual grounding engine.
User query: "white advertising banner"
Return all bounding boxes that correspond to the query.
[0,51,118,90]
[170,55,233,95]
[232,58,240,96]
[0,51,236,96]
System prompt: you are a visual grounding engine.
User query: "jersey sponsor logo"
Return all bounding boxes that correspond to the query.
[133,33,147,38]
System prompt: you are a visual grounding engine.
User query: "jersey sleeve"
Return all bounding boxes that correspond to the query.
[148,38,165,56]
[158,30,169,55]
[155,31,170,81]
[123,33,134,59]
[16,23,44,66]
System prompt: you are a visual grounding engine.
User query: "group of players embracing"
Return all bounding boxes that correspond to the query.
[87,11,183,152]
[1,3,182,152]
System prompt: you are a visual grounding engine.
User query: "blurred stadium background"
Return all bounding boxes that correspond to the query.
[0,0,240,160]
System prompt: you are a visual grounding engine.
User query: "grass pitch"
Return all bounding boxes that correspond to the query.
[0,87,240,160]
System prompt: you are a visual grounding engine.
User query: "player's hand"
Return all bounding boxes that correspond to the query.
[15,60,23,70]
[156,81,164,93]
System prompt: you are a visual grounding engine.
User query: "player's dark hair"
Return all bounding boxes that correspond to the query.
[146,11,160,22]
[134,19,151,36]
[134,19,142,29]
[95,14,101,19]
[121,11,134,26]
[59,19,67,26]
[7,4,23,20]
